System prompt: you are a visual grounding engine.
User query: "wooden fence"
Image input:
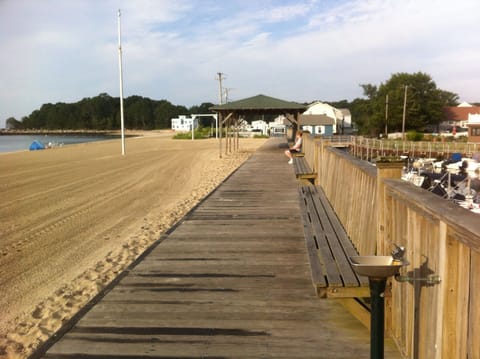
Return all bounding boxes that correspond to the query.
[303,134,480,359]
[351,137,479,160]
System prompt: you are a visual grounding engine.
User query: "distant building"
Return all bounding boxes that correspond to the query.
[171,114,217,132]
[251,120,268,135]
[301,101,352,135]
[467,114,480,142]
[338,109,352,132]
[298,114,335,135]
[269,116,287,136]
[442,103,480,142]
[442,103,480,130]
[171,115,196,131]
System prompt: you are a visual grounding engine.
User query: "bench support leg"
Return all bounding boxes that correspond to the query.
[369,278,387,359]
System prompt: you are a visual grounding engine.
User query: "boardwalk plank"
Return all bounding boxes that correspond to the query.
[36,138,401,359]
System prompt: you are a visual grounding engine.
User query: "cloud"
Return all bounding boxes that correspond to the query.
[1,0,479,127]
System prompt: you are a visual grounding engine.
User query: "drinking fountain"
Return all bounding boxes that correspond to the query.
[349,244,409,359]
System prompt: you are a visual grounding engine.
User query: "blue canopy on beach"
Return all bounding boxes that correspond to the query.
[29,140,45,151]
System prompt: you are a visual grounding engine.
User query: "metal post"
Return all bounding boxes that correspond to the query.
[191,117,194,141]
[402,85,408,141]
[385,94,388,137]
[117,9,126,156]
[369,278,387,359]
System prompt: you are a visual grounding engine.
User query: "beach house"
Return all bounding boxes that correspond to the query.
[300,101,351,135]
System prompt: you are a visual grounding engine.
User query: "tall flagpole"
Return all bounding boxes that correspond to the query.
[117,9,126,155]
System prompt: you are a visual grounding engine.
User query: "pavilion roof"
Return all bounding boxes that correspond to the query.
[210,94,306,113]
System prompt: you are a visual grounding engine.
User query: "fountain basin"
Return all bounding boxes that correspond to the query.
[349,256,409,278]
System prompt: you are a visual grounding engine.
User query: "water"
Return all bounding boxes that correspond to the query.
[0,134,119,153]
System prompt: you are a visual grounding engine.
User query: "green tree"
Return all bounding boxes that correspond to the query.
[349,98,375,135]
[124,96,154,129]
[188,102,216,127]
[153,100,188,129]
[5,117,23,129]
[359,72,458,135]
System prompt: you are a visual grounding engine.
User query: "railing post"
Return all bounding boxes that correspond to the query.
[375,160,405,256]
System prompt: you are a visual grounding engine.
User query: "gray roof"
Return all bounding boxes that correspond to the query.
[298,114,335,126]
[210,94,306,113]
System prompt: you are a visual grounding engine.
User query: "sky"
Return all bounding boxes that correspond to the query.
[1,0,479,127]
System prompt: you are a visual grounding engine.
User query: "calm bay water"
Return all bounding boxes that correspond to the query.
[0,135,118,153]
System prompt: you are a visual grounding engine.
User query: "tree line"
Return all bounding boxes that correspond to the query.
[6,93,215,131]
[330,72,460,136]
[5,72,467,135]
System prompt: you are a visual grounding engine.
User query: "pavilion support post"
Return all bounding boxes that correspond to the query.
[227,117,230,155]
[229,115,233,153]
[227,119,230,154]
[229,118,232,153]
[285,112,299,141]
[222,112,233,156]
[218,112,223,158]
[233,118,236,152]
[235,115,239,152]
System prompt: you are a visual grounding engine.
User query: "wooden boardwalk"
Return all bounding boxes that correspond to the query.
[35,138,401,359]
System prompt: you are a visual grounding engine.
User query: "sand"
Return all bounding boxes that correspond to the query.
[0,131,267,358]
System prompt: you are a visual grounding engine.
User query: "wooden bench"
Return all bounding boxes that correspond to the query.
[293,157,316,184]
[287,142,304,157]
[298,185,369,299]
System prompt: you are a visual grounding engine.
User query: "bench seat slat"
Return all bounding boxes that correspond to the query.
[299,201,327,290]
[298,185,369,298]
[293,157,317,182]
[304,187,344,287]
[310,187,366,287]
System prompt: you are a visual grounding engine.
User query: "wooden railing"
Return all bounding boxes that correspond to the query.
[351,136,479,160]
[302,134,480,359]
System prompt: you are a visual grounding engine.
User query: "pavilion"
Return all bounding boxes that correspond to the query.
[210,94,307,157]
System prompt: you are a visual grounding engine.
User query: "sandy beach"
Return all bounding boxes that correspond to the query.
[0,131,267,358]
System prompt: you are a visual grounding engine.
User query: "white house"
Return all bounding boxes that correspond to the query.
[171,114,218,132]
[251,120,268,135]
[301,102,353,135]
[171,115,197,131]
[302,101,338,135]
[268,116,287,136]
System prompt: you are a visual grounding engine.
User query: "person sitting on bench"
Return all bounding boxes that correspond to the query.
[285,130,303,164]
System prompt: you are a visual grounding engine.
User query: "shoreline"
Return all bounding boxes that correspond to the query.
[0,130,169,155]
[0,134,268,358]
[0,129,126,136]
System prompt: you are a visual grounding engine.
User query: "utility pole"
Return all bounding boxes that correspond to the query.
[224,88,235,103]
[384,94,389,137]
[402,85,408,141]
[216,72,225,105]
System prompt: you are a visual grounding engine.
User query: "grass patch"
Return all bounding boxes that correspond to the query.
[173,128,212,139]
